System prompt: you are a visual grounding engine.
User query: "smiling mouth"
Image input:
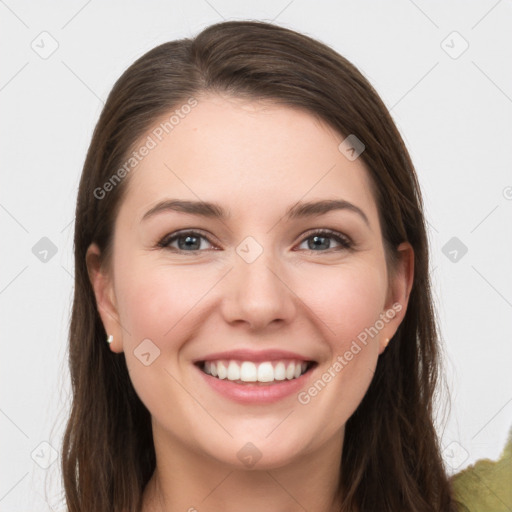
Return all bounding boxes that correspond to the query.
[195,359,317,385]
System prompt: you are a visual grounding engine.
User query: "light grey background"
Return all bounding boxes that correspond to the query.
[1,1,511,510]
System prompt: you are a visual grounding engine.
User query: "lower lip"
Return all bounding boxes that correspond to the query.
[195,363,316,404]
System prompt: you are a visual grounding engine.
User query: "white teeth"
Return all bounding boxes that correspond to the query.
[227,361,240,380]
[274,362,286,381]
[257,362,274,382]
[217,361,227,379]
[240,361,257,382]
[202,359,311,383]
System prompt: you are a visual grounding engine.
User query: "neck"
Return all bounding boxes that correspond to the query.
[141,424,344,512]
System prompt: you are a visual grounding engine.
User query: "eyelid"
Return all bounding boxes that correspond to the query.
[157,229,219,250]
[296,228,353,250]
[157,228,354,253]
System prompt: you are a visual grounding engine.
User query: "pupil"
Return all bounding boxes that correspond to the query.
[177,235,331,251]
[310,235,329,250]
[179,235,199,250]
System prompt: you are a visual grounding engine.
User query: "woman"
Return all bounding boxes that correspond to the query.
[62,20,459,511]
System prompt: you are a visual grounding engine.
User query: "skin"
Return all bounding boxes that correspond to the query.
[87,94,414,512]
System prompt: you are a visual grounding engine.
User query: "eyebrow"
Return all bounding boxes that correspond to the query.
[141,198,370,227]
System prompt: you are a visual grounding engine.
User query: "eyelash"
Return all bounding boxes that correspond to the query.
[157,229,353,254]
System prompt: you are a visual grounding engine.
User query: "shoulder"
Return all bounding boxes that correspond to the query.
[450,432,511,511]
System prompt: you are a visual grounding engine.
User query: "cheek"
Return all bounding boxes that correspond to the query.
[302,262,387,342]
[116,260,210,345]
[294,264,385,415]
[113,260,211,422]
[114,249,387,412]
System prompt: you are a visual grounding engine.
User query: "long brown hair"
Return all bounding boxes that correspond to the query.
[62,20,457,511]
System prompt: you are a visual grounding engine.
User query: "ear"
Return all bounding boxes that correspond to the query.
[378,241,414,354]
[85,243,124,353]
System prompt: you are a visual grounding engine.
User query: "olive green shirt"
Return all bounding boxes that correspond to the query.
[451,430,511,512]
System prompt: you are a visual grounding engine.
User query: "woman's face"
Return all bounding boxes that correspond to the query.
[88,94,413,469]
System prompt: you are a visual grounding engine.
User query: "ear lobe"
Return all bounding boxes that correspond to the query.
[85,243,123,353]
[378,241,415,354]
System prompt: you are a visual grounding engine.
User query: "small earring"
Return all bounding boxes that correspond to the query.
[107,334,114,344]
[384,337,390,347]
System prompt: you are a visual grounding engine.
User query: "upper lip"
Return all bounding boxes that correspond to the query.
[193,349,316,363]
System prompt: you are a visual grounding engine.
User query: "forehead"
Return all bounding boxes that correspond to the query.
[119,94,379,226]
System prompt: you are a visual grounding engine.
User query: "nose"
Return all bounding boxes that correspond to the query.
[220,240,297,331]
